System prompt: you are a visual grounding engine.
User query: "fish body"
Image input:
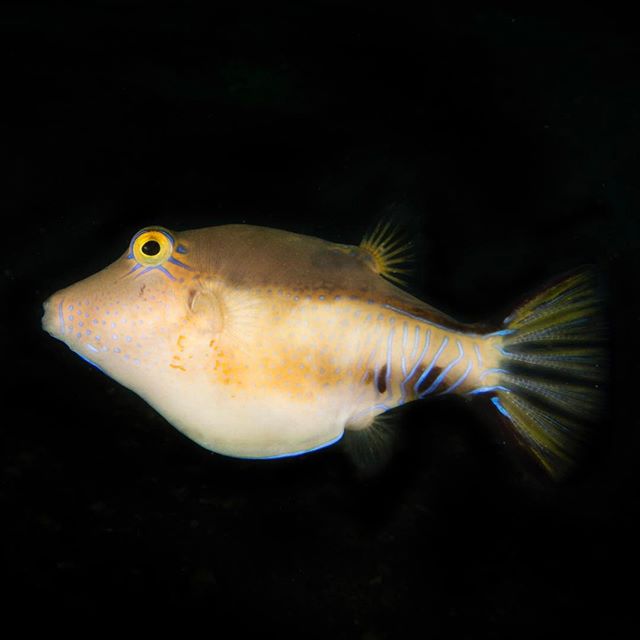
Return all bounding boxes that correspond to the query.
[43,223,605,478]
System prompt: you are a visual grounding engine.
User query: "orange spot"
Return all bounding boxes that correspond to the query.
[177,335,186,352]
[170,364,186,372]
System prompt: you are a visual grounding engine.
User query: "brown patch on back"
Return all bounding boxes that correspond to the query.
[375,364,388,394]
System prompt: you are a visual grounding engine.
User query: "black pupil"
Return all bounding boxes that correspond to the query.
[141,240,161,256]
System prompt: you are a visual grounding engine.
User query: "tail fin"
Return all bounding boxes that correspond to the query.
[488,269,607,480]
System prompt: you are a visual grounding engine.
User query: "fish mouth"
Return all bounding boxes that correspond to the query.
[42,294,64,339]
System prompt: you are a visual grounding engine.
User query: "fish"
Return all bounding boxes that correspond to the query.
[42,222,606,479]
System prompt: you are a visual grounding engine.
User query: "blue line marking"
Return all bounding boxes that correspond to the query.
[382,304,482,336]
[479,367,509,380]
[134,266,154,279]
[385,325,394,397]
[440,358,472,395]
[474,343,482,369]
[350,403,390,424]
[493,344,513,357]
[259,432,345,459]
[491,396,511,419]
[401,322,408,377]
[125,263,142,277]
[382,304,453,333]
[157,265,176,281]
[466,385,509,396]
[410,325,420,362]
[419,338,462,397]
[168,256,193,270]
[133,265,176,281]
[176,244,188,254]
[400,328,431,401]
[486,328,515,337]
[76,347,106,373]
[167,256,193,271]
[414,335,448,397]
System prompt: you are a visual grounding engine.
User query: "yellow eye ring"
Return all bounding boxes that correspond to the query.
[131,228,174,266]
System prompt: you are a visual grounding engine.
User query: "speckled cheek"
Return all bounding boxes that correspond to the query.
[58,289,173,370]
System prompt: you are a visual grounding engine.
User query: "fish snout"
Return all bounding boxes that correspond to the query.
[42,292,64,339]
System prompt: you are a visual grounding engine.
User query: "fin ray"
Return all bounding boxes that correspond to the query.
[359,220,414,286]
[485,269,607,480]
[343,413,397,474]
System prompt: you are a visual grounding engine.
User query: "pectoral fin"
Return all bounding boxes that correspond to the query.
[188,288,224,335]
[343,413,399,475]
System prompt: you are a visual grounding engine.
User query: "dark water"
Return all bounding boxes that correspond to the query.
[2,2,638,636]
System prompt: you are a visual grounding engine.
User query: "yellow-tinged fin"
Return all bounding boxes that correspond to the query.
[487,269,607,480]
[359,220,414,286]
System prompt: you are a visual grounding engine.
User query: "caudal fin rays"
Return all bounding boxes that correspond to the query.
[486,269,607,480]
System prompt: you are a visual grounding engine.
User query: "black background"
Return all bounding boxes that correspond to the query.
[2,2,638,637]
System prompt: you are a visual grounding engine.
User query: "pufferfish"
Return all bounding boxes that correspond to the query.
[42,222,606,479]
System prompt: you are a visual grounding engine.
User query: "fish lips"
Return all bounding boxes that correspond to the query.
[42,293,64,339]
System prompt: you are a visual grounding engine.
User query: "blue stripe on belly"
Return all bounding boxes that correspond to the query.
[258,432,344,459]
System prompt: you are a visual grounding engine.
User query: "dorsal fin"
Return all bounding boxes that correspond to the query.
[359,220,414,287]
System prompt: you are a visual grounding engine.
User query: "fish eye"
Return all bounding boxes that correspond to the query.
[141,240,161,256]
[131,228,174,266]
